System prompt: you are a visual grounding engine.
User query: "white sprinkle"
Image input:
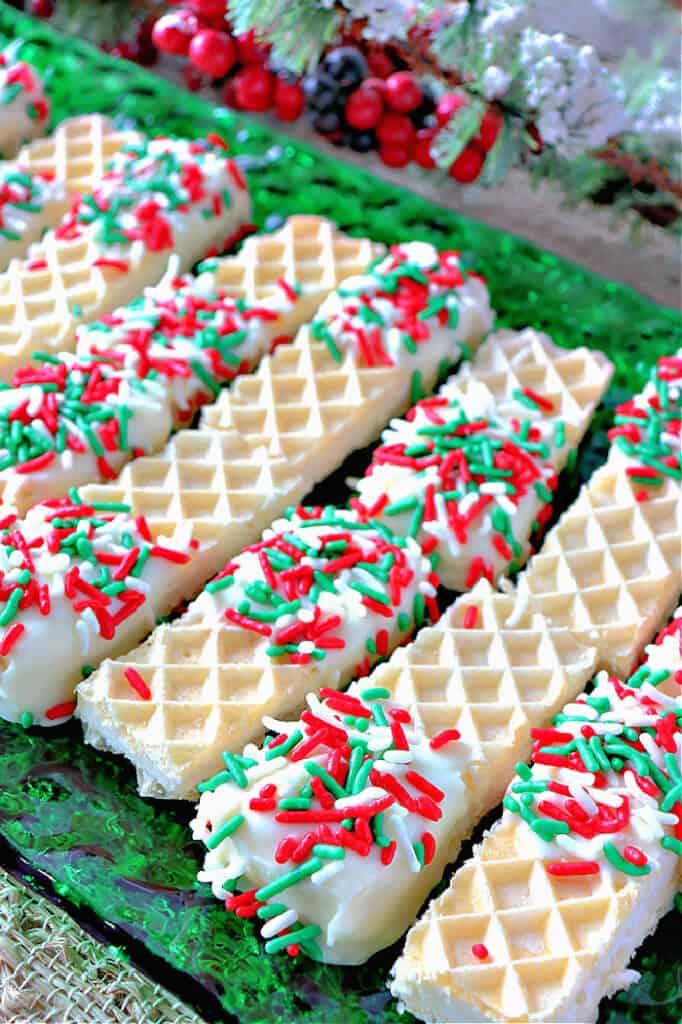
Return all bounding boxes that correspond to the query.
[504,585,529,628]
[298,640,315,655]
[568,782,598,817]
[311,860,343,886]
[459,492,480,516]
[76,619,90,656]
[81,606,99,637]
[496,495,518,517]
[335,786,386,810]
[639,730,666,769]
[382,749,413,764]
[587,786,626,808]
[392,813,421,873]
[640,682,678,707]
[261,908,298,940]
[479,482,507,496]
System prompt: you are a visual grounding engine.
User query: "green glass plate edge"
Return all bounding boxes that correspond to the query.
[0,5,680,1024]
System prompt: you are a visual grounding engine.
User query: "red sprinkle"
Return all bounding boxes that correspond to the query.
[45,701,77,721]
[462,606,478,629]
[471,943,489,960]
[380,840,396,865]
[521,387,554,412]
[623,845,648,867]
[124,667,152,701]
[546,860,600,876]
[421,831,436,865]
[0,622,24,656]
[224,608,272,636]
[430,728,461,750]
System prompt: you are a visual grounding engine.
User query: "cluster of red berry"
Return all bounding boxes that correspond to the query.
[24,0,508,184]
[346,77,503,182]
[151,1,304,120]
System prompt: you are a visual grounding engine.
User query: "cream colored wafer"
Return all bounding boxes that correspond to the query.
[0,52,49,159]
[73,243,493,784]
[82,507,438,799]
[189,579,598,961]
[517,352,682,677]
[0,135,251,382]
[0,116,137,270]
[188,357,679,961]
[390,612,682,1024]
[354,328,613,590]
[0,217,380,513]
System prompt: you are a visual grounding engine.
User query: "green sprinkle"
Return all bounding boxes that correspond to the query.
[20,711,33,729]
[361,686,391,700]
[311,844,345,860]
[255,858,323,901]
[264,924,322,956]
[205,813,245,849]
[265,730,302,760]
[222,751,249,789]
[603,841,651,876]
[304,761,346,799]
[256,902,288,921]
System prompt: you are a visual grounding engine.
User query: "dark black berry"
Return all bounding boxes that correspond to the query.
[303,71,342,113]
[410,84,437,127]
[346,129,376,153]
[321,46,368,93]
[313,110,344,135]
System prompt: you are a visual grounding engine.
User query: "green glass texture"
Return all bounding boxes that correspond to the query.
[0,7,680,1023]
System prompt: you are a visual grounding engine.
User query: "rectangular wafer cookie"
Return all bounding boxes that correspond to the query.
[1,115,136,270]
[0,216,380,512]
[0,135,251,382]
[390,610,682,1023]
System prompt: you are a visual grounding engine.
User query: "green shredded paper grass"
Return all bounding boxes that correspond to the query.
[0,5,680,1022]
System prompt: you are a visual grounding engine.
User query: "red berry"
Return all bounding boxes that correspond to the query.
[187,0,227,18]
[189,29,237,78]
[436,91,468,126]
[30,0,54,16]
[152,11,198,57]
[345,86,384,130]
[376,112,415,148]
[366,45,394,79]
[233,65,275,112]
[236,29,271,65]
[379,144,412,168]
[221,76,238,105]
[363,77,386,98]
[414,127,438,169]
[274,78,305,122]
[475,107,503,152]
[448,143,485,184]
[384,71,422,114]
[185,65,209,92]
[107,42,136,61]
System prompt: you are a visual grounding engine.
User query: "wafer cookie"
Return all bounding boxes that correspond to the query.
[0,495,204,727]
[517,352,682,677]
[189,579,598,962]
[187,354,676,963]
[390,610,682,1023]
[73,244,493,787]
[0,217,379,512]
[81,507,438,798]
[0,51,49,159]
[354,328,613,590]
[0,134,251,382]
[0,116,137,271]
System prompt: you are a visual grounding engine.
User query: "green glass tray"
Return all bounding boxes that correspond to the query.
[0,6,681,1022]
